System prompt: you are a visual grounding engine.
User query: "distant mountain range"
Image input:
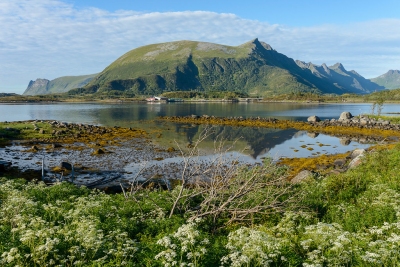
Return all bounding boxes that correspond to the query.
[23,39,398,96]
[23,74,97,95]
[370,70,400,89]
[295,61,385,93]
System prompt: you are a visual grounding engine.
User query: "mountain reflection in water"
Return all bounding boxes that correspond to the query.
[0,102,387,159]
[149,122,371,162]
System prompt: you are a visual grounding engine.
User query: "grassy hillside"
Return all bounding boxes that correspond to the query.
[84,39,347,96]
[371,70,400,89]
[46,74,97,94]
[23,74,97,95]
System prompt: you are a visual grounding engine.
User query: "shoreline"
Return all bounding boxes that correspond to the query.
[2,114,400,189]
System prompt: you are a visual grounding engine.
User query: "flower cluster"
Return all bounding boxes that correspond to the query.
[155,219,209,267]
[221,227,284,267]
[0,180,137,266]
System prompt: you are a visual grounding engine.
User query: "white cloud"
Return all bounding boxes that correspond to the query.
[1,0,400,93]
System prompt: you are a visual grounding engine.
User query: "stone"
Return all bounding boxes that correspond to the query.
[0,160,12,171]
[339,138,351,146]
[307,132,319,138]
[360,118,369,126]
[291,170,314,184]
[307,115,321,123]
[61,162,73,170]
[338,111,353,121]
[348,154,364,169]
[52,143,62,148]
[350,148,366,159]
[39,129,45,134]
[334,158,347,168]
[93,148,105,155]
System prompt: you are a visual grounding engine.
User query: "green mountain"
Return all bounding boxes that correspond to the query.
[370,70,400,89]
[295,61,384,93]
[23,74,97,95]
[82,39,363,96]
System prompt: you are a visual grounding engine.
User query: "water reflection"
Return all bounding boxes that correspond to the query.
[0,102,391,159]
[146,122,372,161]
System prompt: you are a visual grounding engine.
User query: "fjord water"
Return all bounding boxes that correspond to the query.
[1,102,397,160]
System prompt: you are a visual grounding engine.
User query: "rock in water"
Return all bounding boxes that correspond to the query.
[338,111,353,121]
[307,115,321,123]
[61,162,73,170]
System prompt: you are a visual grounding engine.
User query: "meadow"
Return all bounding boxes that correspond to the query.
[2,140,400,266]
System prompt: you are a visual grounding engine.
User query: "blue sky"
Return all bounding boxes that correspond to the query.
[70,0,400,26]
[1,0,400,93]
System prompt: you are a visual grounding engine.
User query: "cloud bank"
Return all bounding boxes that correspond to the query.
[1,0,400,93]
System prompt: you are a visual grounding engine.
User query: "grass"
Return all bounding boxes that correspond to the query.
[2,144,400,265]
[0,121,148,147]
[4,119,400,265]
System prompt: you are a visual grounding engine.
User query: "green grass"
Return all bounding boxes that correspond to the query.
[0,121,54,144]
[3,128,400,265]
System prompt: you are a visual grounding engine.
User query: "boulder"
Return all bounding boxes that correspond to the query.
[334,158,347,168]
[348,154,364,169]
[307,132,319,138]
[350,148,366,159]
[339,138,351,146]
[0,161,12,171]
[61,162,73,170]
[93,148,105,155]
[338,111,353,121]
[307,115,321,123]
[360,118,369,126]
[291,170,313,184]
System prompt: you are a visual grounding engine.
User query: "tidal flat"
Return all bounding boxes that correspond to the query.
[1,114,399,189]
[0,120,258,191]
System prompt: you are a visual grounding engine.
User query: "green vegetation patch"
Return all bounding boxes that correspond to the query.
[3,145,400,265]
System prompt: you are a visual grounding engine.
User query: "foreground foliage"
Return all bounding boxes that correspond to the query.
[2,145,400,266]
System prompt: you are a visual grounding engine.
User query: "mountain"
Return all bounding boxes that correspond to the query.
[82,39,368,96]
[295,61,384,93]
[370,70,400,89]
[23,74,97,95]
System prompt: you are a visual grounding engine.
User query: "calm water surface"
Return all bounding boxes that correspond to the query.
[1,102,399,160]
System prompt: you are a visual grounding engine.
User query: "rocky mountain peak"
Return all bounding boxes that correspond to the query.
[387,70,400,75]
[23,79,49,95]
[331,63,346,72]
[241,38,274,52]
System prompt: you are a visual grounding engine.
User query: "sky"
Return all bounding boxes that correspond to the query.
[1,0,400,94]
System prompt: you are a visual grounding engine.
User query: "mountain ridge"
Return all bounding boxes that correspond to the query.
[83,38,359,96]
[295,60,384,93]
[370,70,400,89]
[25,39,388,96]
[23,74,97,95]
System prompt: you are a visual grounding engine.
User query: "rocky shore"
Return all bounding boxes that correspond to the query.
[1,112,399,190]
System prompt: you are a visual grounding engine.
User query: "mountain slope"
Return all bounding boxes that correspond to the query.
[84,39,354,96]
[23,74,97,95]
[295,61,384,93]
[370,70,400,89]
